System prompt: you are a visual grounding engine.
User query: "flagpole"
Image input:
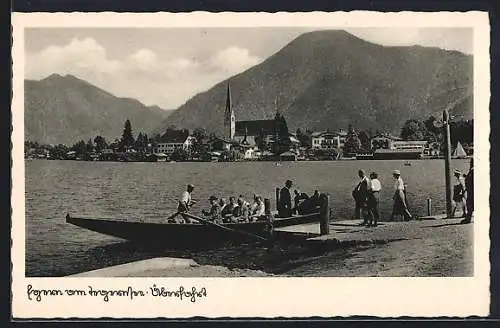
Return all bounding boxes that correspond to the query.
[443,109,453,218]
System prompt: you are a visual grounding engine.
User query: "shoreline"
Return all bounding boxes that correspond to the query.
[63,217,472,278]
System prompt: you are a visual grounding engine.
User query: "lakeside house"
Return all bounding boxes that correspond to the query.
[154,135,196,155]
[311,131,346,150]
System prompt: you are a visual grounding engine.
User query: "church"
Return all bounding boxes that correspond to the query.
[222,82,294,152]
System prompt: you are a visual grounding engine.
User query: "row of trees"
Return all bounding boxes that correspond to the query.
[400,116,473,145]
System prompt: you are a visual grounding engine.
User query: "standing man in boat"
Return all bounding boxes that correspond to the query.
[278,180,293,218]
[178,184,196,223]
[461,158,474,224]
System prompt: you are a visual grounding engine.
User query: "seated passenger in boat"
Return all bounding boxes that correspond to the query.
[250,195,265,221]
[219,198,228,215]
[297,190,320,215]
[231,197,249,222]
[221,196,239,223]
[293,189,309,214]
[202,195,222,223]
[228,196,238,215]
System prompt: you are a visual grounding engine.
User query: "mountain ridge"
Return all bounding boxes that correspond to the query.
[155,30,472,136]
[25,74,173,145]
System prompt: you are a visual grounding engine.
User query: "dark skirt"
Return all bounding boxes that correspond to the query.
[392,191,407,215]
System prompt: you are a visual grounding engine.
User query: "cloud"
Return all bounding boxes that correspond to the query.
[26,37,120,79]
[25,38,261,109]
[209,46,261,73]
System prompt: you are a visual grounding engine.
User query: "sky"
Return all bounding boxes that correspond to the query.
[24,27,472,110]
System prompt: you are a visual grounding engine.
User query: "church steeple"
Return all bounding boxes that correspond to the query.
[224,81,235,142]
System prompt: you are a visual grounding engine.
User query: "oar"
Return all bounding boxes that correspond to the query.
[165,212,181,221]
[180,212,269,242]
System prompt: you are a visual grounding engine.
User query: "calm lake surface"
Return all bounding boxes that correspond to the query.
[25,159,470,276]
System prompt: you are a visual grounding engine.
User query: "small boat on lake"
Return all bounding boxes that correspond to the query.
[65,211,320,248]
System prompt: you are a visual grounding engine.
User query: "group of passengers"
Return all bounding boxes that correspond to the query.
[201,194,266,224]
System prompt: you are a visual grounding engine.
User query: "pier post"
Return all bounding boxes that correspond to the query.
[427,198,432,216]
[275,188,280,211]
[319,193,330,235]
[264,198,274,238]
[443,109,453,218]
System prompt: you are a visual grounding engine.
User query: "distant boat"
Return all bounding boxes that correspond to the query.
[452,141,467,159]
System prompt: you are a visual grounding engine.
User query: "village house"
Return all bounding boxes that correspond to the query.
[311,130,346,150]
[155,135,196,155]
[370,133,402,150]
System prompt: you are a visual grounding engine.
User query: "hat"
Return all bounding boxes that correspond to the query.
[187,184,194,189]
[209,195,218,201]
[392,169,401,175]
[286,179,293,185]
[453,168,462,175]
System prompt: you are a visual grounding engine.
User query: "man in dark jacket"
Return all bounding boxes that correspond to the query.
[278,180,293,218]
[352,169,370,226]
[461,158,474,224]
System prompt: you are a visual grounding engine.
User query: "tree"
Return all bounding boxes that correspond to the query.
[192,128,208,154]
[296,128,312,148]
[271,112,291,154]
[134,132,149,152]
[343,124,361,156]
[94,136,107,152]
[358,130,371,151]
[71,140,87,158]
[400,119,429,141]
[120,119,135,150]
[85,138,94,153]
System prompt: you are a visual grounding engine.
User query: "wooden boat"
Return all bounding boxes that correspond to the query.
[65,212,320,247]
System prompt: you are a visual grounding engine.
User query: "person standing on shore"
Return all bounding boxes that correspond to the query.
[352,169,370,226]
[461,158,474,224]
[391,170,412,221]
[367,172,381,227]
[278,180,293,218]
[451,169,467,218]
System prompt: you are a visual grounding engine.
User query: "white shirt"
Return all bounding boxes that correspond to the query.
[394,177,405,191]
[252,201,265,216]
[180,191,191,204]
[371,179,382,192]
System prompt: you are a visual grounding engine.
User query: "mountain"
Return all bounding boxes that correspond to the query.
[155,30,473,136]
[25,74,173,145]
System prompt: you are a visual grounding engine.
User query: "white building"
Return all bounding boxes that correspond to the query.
[155,136,197,155]
[311,131,344,149]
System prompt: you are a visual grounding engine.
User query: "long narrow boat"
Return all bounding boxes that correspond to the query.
[65,212,320,247]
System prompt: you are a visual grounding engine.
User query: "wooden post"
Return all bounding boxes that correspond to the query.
[264,198,274,238]
[319,193,330,235]
[443,109,453,218]
[427,198,432,216]
[275,187,280,211]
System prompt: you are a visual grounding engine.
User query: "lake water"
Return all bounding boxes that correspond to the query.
[25,158,470,276]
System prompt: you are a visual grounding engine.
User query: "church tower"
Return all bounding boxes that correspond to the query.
[224,82,236,142]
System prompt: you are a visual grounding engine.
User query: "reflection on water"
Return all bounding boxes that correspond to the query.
[25,159,470,276]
